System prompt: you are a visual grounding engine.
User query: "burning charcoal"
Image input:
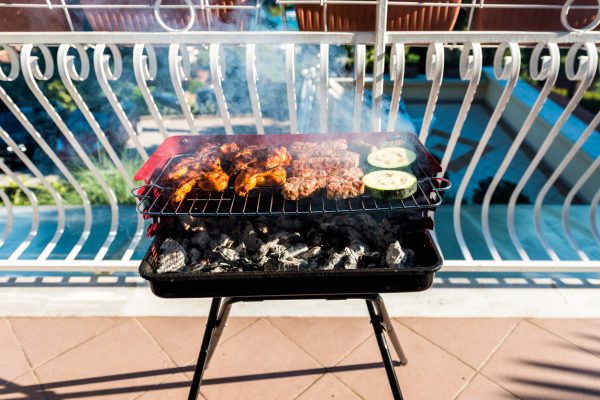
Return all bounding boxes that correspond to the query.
[234,243,247,257]
[263,259,280,272]
[240,223,262,253]
[275,216,303,232]
[284,243,309,259]
[386,241,408,268]
[188,248,202,264]
[301,246,322,259]
[191,232,210,250]
[187,259,210,273]
[254,217,270,237]
[256,239,286,260]
[358,251,381,268]
[323,252,344,270]
[210,234,234,250]
[280,257,308,270]
[211,266,226,273]
[157,239,187,274]
[306,228,323,246]
[179,216,208,233]
[219,247,239,262]
[275,232,303,247]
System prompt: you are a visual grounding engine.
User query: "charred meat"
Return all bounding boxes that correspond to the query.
[234,166,287,197]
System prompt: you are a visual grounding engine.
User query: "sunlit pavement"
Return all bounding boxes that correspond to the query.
[1,315,599,399]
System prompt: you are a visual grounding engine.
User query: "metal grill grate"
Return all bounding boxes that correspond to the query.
[133,153,450,217]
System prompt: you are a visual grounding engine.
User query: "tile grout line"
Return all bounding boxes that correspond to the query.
[264,318,369,400]
[267,318,373,400]
[330,332,376,400]
[22,318,131,372]
[526,318,600,361]
[452,319,523,400]
[4,318,50,400]
[290,374,327,400]
[394,317,477,373]
[133,317,188,399]
[183,317,263,368]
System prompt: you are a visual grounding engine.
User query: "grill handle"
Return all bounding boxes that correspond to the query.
[428,177,452,192]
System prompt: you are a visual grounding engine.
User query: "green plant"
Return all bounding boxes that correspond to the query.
[407,51,421,65]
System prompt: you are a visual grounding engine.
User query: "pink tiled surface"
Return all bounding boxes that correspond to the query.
[1,317,599,399]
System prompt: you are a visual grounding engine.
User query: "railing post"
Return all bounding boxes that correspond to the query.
[372,0,388,132]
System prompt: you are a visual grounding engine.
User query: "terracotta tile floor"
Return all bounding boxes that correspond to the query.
[1,317,599,400]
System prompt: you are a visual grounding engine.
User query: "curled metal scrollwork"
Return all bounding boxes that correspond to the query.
[154,0,196,32]
[0,45,19,81]
[94,44,123,81]
[561,0,600,32]
[58,44,90,82]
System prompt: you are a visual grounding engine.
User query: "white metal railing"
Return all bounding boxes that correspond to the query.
[0,3,599,272]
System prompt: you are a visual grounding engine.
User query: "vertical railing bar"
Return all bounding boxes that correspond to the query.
[482,43,559,261]
[419,43,444,143]
[562,140,600,258]
[210,44,233,135]
[19,44,96,260]
[319,43,329,133]
[371,0,387,132]
[386,43,405,132]
[58,44,143,262]
[246,43,265,134]
[285,43,298,134]
[438,43,482,175]
[0,127,65,261]
[133,43,169,138]
[534,110,600,261]
[507,43,598,261]
[216,190,226,215]
[94,44,149,160]
[453,42,520,261]
[0,189,13,249]
[169,43,198,135]
[354,44,366,132]
[0,160,39,261]
[590,189,600,247]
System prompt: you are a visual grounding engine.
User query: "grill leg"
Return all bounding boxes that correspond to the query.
[205,297,236,367]
[188,297,222,400]
[366,299,404,400]
[371,295,408,365]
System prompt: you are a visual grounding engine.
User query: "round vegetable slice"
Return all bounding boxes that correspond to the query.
[367,147,416,169]
[362,170,418,200]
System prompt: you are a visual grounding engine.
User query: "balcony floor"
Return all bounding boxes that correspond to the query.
[1,316,599,399]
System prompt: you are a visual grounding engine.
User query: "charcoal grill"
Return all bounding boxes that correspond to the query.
[133,132,449,400]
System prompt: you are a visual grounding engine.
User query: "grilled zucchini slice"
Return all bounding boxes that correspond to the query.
[362,170,418,200]
[366,147,416,169]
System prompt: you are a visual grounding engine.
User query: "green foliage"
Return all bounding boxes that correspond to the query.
[1,151,143,206]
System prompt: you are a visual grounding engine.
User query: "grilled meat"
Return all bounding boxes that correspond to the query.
[234,166,287,197]
[282,177,323,201]
[171,168,229,203]
[290,154,360,176]
[229,145,291,175]
[325,175,365,200]
[288,139,348,156]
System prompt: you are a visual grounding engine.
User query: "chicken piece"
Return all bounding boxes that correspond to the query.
[196,169,229,192]
[229,146,291,175]
[163,156,221,182]
[171,169,229,203]
[234,166,286,197]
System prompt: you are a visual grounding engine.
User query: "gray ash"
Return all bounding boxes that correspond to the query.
[156,214,412,274]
